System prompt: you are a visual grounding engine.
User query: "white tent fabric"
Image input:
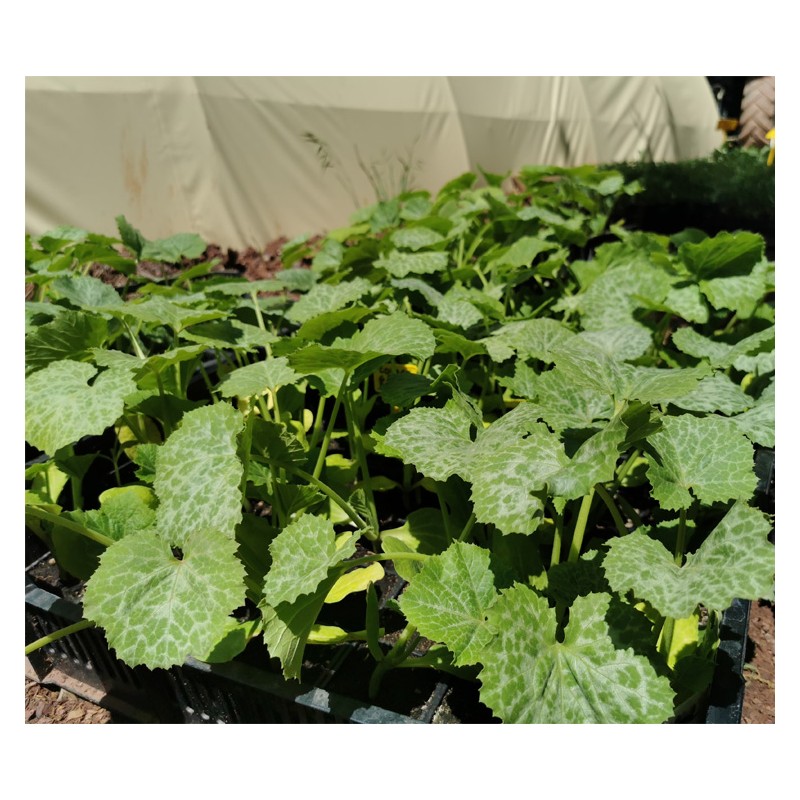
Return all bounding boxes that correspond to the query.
[25,76,723,249]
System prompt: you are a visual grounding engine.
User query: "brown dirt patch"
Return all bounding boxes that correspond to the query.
[741,599,775,723]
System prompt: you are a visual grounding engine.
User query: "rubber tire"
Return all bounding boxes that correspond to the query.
[738,76,775,148]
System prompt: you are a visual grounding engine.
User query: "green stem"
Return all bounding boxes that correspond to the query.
[365,582,384,662]
[249,289,272,356]
[308,394,327,452]
[369,623,419,699]
[439,493,452,545]
[674,507,688,566]
[549,505,564,568]
[25,619,96,656]
[279,463,373,536]
[25,506,114,548]
[594,483,628,537]
[658,617,676,661]
[150,369,173,438]
[123,320,147,360]
[614,448,641,486]
[271,389,282,425]
[199,360,217,401]
[457,512,477,543]
[568,488,595,563]
[312,371,350,480]
[346,552,429,568]
[344,391,378,534]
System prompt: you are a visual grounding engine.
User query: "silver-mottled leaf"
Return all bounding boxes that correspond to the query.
[155,403,244,547]
[83,527,245,669]
[646,414,756,510]
[604,502,774,617]
[399,541,497,666]
[25,361,137,455]
[478,589,674,723]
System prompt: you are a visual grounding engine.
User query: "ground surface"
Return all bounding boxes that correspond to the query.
[741,600,775,724]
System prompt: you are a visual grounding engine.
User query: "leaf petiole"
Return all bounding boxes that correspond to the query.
[25,505,114,548]
[25,619,96,655]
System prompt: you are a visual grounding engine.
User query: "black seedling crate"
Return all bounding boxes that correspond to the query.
[25,563,751,724]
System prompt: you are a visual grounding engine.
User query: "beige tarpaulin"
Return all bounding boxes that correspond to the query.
[25,76,723,249]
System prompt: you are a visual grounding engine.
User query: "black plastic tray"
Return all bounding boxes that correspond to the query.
[25,572,750,724]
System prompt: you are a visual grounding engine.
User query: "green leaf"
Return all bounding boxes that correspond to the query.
[577,325,652,362]
[391,227,445,251]
[575,259,673,329]
[490,236,556,268]
[375,250,450,278]
[103,295,226,332]
[155,403,244,547]
[249,417,308,467]
[528,368,614,432]
[433,329,487,361]
[25,362,137,455]
[437,295,483,329]
[260,575,338,680]
[698,260,770,318]
[603,503,774,618]
[116,215,146,258]
[50,275,123,309]
[25,461,69,505]
[346,313,436,361]
[288,313,435,375]
[380,508,450,581]
[399,541,497,666]
[324,563,385,604]
[275,267,317,292]
[678,231,764,279]
[219,357,301,399]
[728,397,774,447]
[140,232,207,263]
[70,485,157,543]
[262,516,358,607]
[379,401,566,534]
[180,319,278,351]
[26,311,109,374]
[671,326,774,373]
[83,527,245,669]
[481,319,576,363]
[546,550,610,608]
[284,277,372,324]
[477,589,674,723]
[378,371,433,407]
[548,417,627,500]
[202,278,284,296]
[622,364,712,405]
[200,618,262,663]
[670,373,752,415]
[663,284,709,324]
[646,414,756,510]
[466,407,568,533]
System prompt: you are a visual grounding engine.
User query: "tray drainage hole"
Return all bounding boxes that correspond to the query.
[200,712,210,721]
[185,706,195,716]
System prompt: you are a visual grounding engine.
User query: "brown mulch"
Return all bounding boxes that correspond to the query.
[25,679,111,724]
[741,600,775,723]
